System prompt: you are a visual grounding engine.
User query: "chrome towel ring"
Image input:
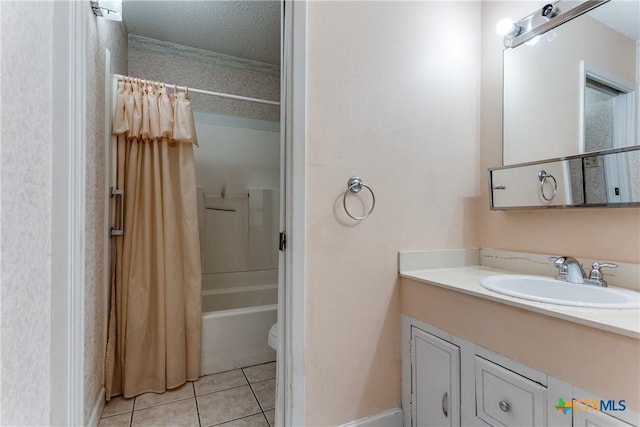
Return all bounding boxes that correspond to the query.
[538,170,557,201]
[343,176,376,220]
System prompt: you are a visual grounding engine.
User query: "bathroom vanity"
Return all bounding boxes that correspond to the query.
[400,0,640,424]
[399,249,640,427]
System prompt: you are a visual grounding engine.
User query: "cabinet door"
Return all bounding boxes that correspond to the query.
[411,326,461,427]
[572,402,635,427]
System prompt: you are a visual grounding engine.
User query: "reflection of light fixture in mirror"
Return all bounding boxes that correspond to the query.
[90,0,123,22]
[525,35,541,46]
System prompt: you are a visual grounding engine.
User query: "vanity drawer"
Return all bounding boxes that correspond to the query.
[475,356,547,427]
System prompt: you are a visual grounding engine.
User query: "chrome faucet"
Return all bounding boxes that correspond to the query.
[551,256,586,284]
[549,256,618,287]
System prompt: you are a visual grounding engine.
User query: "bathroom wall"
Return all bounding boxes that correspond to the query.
[479,1,640,263]
[84,7,128,424]
[127,35,280,122]
[305,2,481,425]
[0,2,54,424]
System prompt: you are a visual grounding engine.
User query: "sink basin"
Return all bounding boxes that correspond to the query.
[479,275,640,309]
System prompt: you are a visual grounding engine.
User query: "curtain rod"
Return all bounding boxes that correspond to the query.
[113,74,280,107]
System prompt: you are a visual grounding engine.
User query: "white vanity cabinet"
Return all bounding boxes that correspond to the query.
[402,315,639,427]
[410,326,461,427]
[404,321,546,427]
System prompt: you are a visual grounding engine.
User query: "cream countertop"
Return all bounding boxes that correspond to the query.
[400,266,640,339]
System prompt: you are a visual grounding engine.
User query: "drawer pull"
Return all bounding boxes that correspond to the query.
[442,391,448,418]
[499,400,510,412]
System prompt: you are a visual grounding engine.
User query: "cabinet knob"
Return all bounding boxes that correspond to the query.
[499,400,510,412]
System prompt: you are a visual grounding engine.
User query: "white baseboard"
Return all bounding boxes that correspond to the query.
[86,387,106,427]
[339,408,403,427]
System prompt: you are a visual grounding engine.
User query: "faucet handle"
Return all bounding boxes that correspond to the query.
[588,262,618,287]
[593,262,618,270]
[548,256,564,266]
[548,256,568,280]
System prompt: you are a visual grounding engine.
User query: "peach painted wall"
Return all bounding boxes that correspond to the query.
[479,2,640,263]
[305,2,481,425]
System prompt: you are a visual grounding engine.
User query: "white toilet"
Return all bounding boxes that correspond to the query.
[268,322,278,351]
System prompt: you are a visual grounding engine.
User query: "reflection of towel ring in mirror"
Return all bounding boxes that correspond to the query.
[343,176,376,220]
[538,170,557,201]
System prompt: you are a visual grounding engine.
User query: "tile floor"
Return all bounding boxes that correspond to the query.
[99,362,276,427]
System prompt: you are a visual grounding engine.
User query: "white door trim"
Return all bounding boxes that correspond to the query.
[579,60,637,153]
[277,1,306,426]
[50,1,86,425]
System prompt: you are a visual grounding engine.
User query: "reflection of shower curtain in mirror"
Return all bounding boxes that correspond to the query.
[105,77,202,400]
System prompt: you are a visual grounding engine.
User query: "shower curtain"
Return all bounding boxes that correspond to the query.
[105,77,202,399]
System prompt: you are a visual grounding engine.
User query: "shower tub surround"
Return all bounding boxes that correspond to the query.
[201,270,278,376]
[196,187,280,375]
[191,110,281,376]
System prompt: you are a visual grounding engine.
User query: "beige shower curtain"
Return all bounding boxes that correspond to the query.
[105,78,202,399]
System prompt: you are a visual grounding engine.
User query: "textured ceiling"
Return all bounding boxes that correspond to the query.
[122,1,637,68]
[123,1,281,65]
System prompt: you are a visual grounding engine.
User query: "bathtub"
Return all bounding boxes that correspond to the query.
[200,271,278,376]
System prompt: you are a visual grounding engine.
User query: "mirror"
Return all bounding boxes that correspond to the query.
[489,146,640,209]
[502,0,639,166]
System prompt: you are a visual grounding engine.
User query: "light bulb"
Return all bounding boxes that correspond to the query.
[496,18,515,36]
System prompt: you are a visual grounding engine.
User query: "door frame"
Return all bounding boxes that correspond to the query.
[53,1,307,425]
[278,1,307,426]
[579,61,636,154]
[51,1,86,425]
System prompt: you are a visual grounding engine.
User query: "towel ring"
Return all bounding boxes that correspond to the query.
[538,170,557,202]
[343,176,376,220]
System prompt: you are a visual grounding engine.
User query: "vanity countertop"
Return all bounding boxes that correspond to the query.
[401,266,640,339]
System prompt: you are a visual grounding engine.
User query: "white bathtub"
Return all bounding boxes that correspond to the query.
[200,271,277,376]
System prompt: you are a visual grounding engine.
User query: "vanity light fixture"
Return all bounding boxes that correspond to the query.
[504,0,608,48]
[496,18,522,37]
[90,0,123,22]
